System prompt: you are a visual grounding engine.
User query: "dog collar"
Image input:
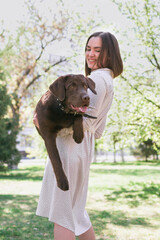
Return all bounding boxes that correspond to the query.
[56,98,65,111]
[56,98,97,119]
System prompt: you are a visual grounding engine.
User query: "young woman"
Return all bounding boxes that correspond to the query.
[36,31,123,240]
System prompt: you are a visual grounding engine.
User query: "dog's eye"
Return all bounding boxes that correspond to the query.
[67,82,77,89]
[71,82,76,87]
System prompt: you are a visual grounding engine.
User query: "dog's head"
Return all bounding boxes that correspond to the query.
[49,74,97,114]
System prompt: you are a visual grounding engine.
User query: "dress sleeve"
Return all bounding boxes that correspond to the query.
[83,72,114,138]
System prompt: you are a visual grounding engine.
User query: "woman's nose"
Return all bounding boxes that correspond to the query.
[89,50,95,57]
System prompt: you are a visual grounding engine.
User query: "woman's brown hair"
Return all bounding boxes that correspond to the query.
[85,32,123,78]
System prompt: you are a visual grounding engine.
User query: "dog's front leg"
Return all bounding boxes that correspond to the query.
[72,115,84,144]
[44,132,69,191]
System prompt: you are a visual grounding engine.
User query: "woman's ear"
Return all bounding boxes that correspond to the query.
[86,77,97,95]
[49,75,68,101]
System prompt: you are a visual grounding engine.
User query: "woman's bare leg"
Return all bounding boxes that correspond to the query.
[54,223,75,240]
[78,226,96,240]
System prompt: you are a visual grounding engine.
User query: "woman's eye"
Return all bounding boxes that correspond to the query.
[86,48,100,53]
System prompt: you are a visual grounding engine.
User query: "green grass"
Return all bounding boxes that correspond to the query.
[0,161,160,239]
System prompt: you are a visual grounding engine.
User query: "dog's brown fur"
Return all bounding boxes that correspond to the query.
[34,74,97,191]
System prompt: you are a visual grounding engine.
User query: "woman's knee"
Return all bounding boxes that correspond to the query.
[78,226,96,240]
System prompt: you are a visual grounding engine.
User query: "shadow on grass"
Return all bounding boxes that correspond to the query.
[88,208,154,240]
[0,166,44,181]
[89,208,151,227]
[0,194,53,240]
[105,182,160,207]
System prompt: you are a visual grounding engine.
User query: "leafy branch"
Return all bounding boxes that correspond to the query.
[121,75,160,109]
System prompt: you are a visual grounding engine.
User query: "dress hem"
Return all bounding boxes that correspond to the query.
[36,211,92,236]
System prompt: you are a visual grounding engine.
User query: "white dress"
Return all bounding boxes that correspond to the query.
[36,68,114,236]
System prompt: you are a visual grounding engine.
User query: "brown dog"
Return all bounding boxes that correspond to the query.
[34,74,97,191]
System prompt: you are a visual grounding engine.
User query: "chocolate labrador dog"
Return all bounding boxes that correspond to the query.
[34,74,97,191]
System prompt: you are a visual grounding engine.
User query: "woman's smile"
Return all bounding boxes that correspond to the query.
[85,37,102,71]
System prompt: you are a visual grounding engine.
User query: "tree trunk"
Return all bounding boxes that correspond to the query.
[121,149,125,162]
[113,141,116,163]
[8,164,18,170]
[114,151,116,163]
[93,149,97,163]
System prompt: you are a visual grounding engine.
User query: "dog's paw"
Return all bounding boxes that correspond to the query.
[57,177,69,191]
[73,131,84,144]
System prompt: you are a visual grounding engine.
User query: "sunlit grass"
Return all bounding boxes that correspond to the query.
[0,161,160,239]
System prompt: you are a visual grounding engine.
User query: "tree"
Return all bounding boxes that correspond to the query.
[133,139,159,161]
[3,1,67,122]
[111,0,160,152]
[0,71,21,169]
[0,0,69,164]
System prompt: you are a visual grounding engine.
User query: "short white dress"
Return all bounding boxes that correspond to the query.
[36,68,114,236]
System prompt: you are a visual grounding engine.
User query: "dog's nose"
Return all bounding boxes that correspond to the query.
[82,94,90,103]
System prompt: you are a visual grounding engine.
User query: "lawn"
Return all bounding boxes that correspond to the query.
[0,161,160,240]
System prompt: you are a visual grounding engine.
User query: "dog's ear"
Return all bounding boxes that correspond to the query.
[49,75,68,101]
[86,77,97,95]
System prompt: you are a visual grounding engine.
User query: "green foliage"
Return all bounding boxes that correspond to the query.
[108,0,160,156]
[0,73,21,170]
[0,118,21,169]
[0,84,10,117]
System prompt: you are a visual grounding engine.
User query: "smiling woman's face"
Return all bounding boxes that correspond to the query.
[85,37,102,71]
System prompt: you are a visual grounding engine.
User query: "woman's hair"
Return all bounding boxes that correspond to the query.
[85,32,123,78]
